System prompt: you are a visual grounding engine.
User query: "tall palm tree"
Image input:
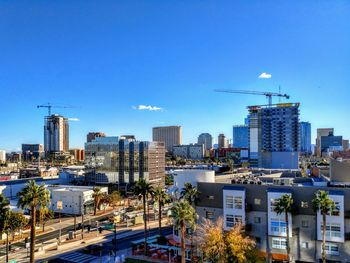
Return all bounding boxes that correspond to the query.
[134,178,154,255]
[274,194,294,263]
[92,187,103,215]
[0,193,10,240]
[170,200,198,263]
[180,182,200,206]
[153,186,170,236]
[17,180,50,263]
[312,190,336,263]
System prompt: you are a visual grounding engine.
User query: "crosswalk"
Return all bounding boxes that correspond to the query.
[59,252,99,263]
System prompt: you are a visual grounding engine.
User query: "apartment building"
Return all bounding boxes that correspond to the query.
[172,144,204,160]
[196,182,350,262]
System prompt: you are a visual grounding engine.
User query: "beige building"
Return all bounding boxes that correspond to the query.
[315,128,334,156]
[152,126,182,152]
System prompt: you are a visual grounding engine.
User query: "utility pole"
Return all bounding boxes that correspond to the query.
[6,230,9,263]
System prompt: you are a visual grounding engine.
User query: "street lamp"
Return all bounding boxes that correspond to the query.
[113,223,117,253]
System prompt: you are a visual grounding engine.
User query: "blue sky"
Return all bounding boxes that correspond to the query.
[0,0,349,151]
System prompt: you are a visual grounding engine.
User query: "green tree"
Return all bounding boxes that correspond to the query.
[92,187,103,215]
[109,191,122,209]
[0,193,10,240]
[17,180,50,263]
[312,190,336,263]
[274,194,294,262]
[100,192,110,212]
[170,200,197,263]
[37,207,54,232]
[153,187,170,236]
[6,211,28,240]
[134,178,154,255]
[180,182,200,206]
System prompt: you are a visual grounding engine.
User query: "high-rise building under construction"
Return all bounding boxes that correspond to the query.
[44,114,69,155]
[248,103,300,169]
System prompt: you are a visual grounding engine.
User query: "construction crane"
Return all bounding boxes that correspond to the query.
[37,103,72,116]
[214,89,290,106]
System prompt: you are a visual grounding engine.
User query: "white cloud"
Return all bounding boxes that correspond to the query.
[68,118,80,121]
[132,105,163,111]
[258,72,272,79]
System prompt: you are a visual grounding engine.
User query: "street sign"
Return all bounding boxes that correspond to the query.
[57,200,63,210]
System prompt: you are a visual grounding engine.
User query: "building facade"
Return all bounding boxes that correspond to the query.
[316,128,334,157]
[152,126,182,153]
[44,114,69,155]
[248,103,300,169]
[197,133,213,151]
[50,185,108,215]
[22,144,44,161]
[300,122,312,155]
[172,144,204,160]
[86,132,106,143]
[321,134,343,156]
[196,182,350,263]
[0,150,6,163]
[69,149,85,162]
[85,136,165,185]
[218,134,227,149]
[232,125,249,148]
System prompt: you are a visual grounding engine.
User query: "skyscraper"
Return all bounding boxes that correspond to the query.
[218,133,227,149]
[316,128,334,157]
[197,133,213,151]
[44,114,69,155]
[232,125,249,148]
[152,126,182,152]
[300,122,312,155]
[248,103,300,169]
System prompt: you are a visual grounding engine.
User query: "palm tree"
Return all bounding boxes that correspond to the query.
[180,182,200,206]
[170,200,198,263]
[274,194,294,262]
[134,178,154,255]
[17,180,50,263]
[92,187,103,215]
[0,193,10,240]
[153,186,170,236]
[312,190,336,263]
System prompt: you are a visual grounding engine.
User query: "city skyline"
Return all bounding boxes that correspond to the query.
[1,1,350,151]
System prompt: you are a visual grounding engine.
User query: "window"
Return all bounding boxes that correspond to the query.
[271,219,287,234]
[226,196,243,209]
[272,237,287,249]
[234,196,243,209]
[301,242,309,249]
[321,223,341,238]
[174,228,179,236]
[208,195,214,200]
[226,196,234,208]
[330,202,340,216]
[301,220,309,228]
[254,198,261,205]
[206,211,214,219]
[323,243,339,256]
[270,198,278,212]
[254,217,261,224]
[226,215,243,228]
[301,201,308,208]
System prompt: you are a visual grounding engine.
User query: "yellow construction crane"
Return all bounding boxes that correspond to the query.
[37,103,73,116]
[214,89,290,106]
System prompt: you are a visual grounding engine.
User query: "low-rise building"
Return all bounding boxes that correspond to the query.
[49,185,108,215]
